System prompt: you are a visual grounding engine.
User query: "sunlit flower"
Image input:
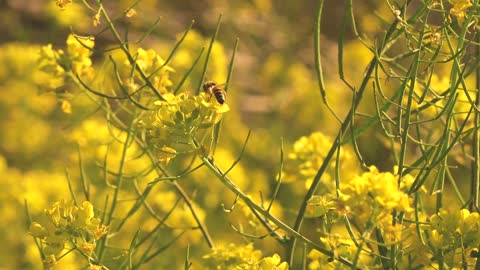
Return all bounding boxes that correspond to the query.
[203,243,264,269]
[281,132,360,193]
[93,224,109,241]
[158,145,177,163]
[29,200,108,259]
[61,99,72,114]
[450,0,473,24]
[138,92,229,161]
[78,242,96,256]
[305,194,336,218]
[121,48,175,95]
[66,34,94,77]
[258,254,288,270]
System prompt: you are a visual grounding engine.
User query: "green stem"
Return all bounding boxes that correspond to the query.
[98,118,134,262]
[198,154,356,267]
[96,1,164,100]
[288,0,410,264]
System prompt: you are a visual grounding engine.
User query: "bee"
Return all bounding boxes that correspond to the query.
[203,81,226,104]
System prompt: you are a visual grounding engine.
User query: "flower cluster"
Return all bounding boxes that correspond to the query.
[398,208,480,268]
[302,166,416,267]
[29,200,108,267]
[120,48,175,95]
[338,166,413,225]
[450,0,473,24]
[138,92,229,162]
[203,243,288,270]
[307,235,372,269]
[428,209,480,265]
[281,132,360,192]
[36,34,95,93]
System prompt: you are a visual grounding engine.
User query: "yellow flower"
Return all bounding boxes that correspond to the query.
[88,264,103,270]
[139,92,230,161]
[258,254,288,270]
[450,0,473,24]
[281,132,360,193]
[66,35,94,60]
[78,242,96,256]
[74,201,95,228]
[93,224,109,240]
[66,34,94,76]
[121,48,175,95]
[339,166,413,224]
[430,229,445,249]
[203,243,263,268]
[305,194,336,218]
[30,200,108,257]
[427,208,480,267]
[61,99,72,114]
[158,145,177,163]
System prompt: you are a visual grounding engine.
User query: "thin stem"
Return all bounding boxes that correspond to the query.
[197,153,356,267]
[96,1,164,100]
[288,0,410,264]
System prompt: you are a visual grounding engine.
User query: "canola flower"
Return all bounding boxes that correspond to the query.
[138,92,229,162]
[203,243,288,269]
[36,34,95,93]
[29,200,108,267]
[307,236,372,269]
[427,208,480,267]
[119,48,175,95]
[303,165,417,268]
[450,0,473,24]
[282,131,360,193]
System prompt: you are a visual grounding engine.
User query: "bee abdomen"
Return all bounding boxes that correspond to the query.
[213,88,226,104]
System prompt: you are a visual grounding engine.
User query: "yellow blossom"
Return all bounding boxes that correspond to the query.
[125,8,137,18]
[138,92,229,161]
[121,48,175,95]
[88,264,103,270]
[281,132,360,194]
[450,0,473,24]
[78,242,96,256]
[29,200,108,259]
[93,224,109,240]
[61,99,72,114]
[66,34,94,76]
[92,13,101,27]
[305,194,336,218]
[258,254,288,270]
[203,243,263,269]
[158,145,177,163]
